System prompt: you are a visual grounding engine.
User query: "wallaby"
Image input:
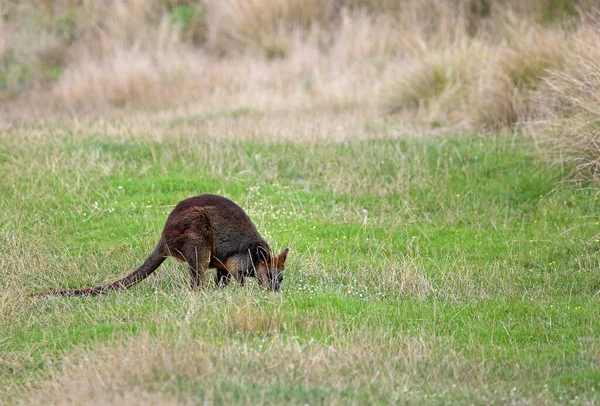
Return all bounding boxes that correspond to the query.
[32,194,289,297]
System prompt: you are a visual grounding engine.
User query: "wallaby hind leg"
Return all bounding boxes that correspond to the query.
[184,243,211,290]
[167,206,213,290]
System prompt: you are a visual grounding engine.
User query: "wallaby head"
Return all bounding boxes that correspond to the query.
[255,247,289,292]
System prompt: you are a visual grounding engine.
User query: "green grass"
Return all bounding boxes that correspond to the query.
[0,121,599,404]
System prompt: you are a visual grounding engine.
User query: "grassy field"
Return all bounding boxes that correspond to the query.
[1,1,600,404]
[1,108,599,404]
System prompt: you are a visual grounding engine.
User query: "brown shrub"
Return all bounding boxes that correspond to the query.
[532,24,600,181]
[474,23,569,129]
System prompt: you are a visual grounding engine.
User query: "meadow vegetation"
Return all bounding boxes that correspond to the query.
[1,0,600,404]
[2,0,600,177]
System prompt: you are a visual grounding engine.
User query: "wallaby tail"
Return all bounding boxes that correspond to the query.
[31,242,167,297]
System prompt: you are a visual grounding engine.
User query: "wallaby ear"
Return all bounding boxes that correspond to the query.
[279,248,289,263]
[257,246,270,261]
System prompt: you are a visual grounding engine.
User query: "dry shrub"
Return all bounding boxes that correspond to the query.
[342,0,583,27]
[474,23,570,129]
[55,49,162,108]
[532,23,600,181]
[385,20,572,130]
[342,0,474,45]
[0,0,168,99]
[383,39,489,128]
[0,15,9,61]
[205,0,337,56]
[328,10,403,61]
[0,2,72,94]
[0,0,594,127]
[3,0,405,114]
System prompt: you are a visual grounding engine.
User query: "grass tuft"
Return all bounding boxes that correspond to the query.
[475,23,569,129]
[532,24,600,181]
[383,39,488,128]
[205,0,336,56]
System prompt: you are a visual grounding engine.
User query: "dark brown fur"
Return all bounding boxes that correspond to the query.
[32,194,289,297]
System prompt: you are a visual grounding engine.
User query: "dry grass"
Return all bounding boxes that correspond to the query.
[474,23,570,129]
[385,21,571,130]
[1,0,399,117]
[378,256,434,299]
[383,39,489,128]
[531,23,600,181]
[23,332,474,405]
[0,13,9,61]
[1,0,592,129]
[205,0,336,56]
[225,295,326,336]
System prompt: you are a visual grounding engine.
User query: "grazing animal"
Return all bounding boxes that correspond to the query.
[33,194,289,297]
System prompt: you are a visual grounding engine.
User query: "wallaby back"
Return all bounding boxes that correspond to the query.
[169,194,268,260]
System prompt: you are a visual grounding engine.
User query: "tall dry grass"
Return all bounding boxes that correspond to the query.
[205,0,336,56]
[2,0,600,180]
[383,39,490,128]
[531,22,600,181]
[0,0,587,114]
[475,23,570,129]
[383,18,573,127]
